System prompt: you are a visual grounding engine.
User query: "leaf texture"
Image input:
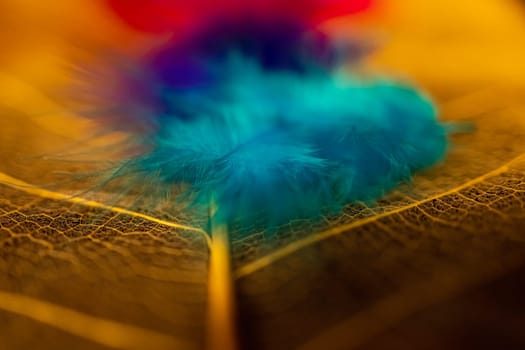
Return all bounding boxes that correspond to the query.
[2,0,525,349]
[235,155,525,349]
[0,181,209,350]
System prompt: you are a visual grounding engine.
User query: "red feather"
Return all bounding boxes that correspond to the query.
[106,0,373,33]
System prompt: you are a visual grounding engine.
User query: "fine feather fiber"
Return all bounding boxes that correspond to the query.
[82,1,449,228]
[88,57,447,227]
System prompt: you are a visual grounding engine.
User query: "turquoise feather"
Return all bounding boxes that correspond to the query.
[111,57,448,227]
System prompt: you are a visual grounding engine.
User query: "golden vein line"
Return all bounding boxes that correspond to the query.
[0,290,194,350]
[235,153,525,279]
[0,171,211,249]
[206,224,239,350]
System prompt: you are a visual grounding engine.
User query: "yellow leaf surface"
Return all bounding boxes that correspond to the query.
[2,0,525,349]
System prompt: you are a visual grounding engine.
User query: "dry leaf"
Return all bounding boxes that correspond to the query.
[2,0,525,349]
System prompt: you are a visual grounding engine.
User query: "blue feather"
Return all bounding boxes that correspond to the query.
[111,56,448,227]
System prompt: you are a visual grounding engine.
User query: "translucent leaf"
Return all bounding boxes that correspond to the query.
[2,0,525,349]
